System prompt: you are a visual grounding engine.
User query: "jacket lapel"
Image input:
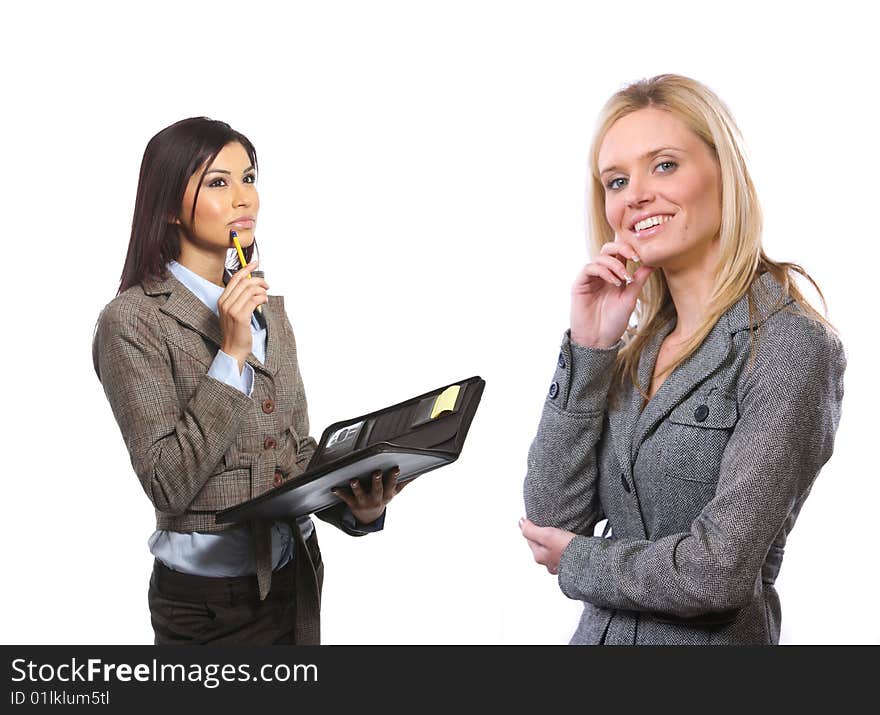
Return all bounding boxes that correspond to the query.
[607,317,675,487]
[725,270,795,333]
[142,271,278,377]
[261,296,284,375]
[631,315,732,454]
[144,272,223,346]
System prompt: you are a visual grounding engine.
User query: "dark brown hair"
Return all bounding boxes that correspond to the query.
[117,117,258,294]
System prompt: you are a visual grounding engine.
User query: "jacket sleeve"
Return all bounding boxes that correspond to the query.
[556,318,846,617]
[523,331,621,535]
[93,298,253,515]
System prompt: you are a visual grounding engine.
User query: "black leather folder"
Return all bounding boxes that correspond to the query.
[216,376,485,524]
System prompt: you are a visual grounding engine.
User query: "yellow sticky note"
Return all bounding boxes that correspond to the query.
[431,385,461,419]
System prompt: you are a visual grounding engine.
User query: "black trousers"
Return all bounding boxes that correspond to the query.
[148,530,323,645]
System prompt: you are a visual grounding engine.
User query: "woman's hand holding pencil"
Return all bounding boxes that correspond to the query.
[218,256,268,373]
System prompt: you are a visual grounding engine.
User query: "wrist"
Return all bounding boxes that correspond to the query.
[351,506,384,525]
[570,331,614,350]
[220,345,248,372]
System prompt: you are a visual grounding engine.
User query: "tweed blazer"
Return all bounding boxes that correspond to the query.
[524,271,846,645]
[93,270,362,600]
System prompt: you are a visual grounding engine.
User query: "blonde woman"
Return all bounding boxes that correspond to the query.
[520,75,845,645]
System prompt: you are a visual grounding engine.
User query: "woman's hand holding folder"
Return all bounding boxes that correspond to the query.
[332,467,410,525]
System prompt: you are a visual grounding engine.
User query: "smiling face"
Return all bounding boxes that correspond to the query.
[597,106,722,272]
[174,141,259,255]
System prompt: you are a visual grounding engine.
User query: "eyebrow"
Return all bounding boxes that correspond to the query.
[203,165,256,176]
[599,147,685,176]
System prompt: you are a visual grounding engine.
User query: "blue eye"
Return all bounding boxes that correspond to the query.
[656,160,677,172]
[606,177,627,191]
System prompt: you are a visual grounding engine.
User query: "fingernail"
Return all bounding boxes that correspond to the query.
[374,474,381,481]
[632,255,641,263]
[615,280,622,287]
[350,481,357,488]
[625,276,633,285]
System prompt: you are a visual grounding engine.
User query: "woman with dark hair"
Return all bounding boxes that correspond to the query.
[93,117,405,645]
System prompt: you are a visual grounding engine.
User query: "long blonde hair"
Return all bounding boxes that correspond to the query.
[587,74,833,399]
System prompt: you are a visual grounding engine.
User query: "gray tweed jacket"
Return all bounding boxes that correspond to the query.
[524,272,846,645]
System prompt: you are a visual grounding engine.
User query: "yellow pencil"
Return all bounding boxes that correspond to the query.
[230,230,262,314]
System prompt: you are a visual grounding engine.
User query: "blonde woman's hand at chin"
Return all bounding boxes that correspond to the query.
[570,234,655,349]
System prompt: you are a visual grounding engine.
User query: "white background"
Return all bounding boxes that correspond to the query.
[3,1,876,644]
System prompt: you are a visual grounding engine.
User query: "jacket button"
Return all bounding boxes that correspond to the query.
[264,436,277,450]
[620,473,631,493]
[273,470,284,487]
[558,351,566,368]
[262,398,275,414]
[694,404,709,422]
[548,381,559,399]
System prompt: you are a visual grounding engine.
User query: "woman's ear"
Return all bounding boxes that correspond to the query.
[165,207,183,226]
